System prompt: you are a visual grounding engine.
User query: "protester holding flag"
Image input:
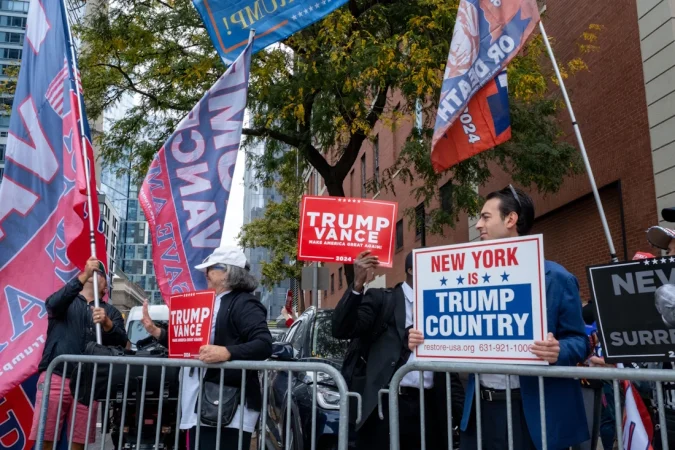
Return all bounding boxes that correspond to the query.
[141,246,272,450]
[28,257,127,450]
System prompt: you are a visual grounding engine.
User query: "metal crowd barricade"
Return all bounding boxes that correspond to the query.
[35,355,360,450]
[380,361,675,450]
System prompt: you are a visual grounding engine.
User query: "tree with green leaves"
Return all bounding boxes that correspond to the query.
[77,0,600,287]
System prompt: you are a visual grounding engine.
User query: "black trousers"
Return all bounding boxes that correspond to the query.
[459,393,537,450]
[187,426,252,450]
[356,388,444,450]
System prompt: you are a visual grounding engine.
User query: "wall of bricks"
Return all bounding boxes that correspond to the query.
[310,0,657,310]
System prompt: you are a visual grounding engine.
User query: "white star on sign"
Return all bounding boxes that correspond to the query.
[644,259,651,265]
[670,257,675,263]
[662,258,668,264]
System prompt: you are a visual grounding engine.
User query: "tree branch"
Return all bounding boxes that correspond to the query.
[333,84,391,180]
[242,127,301,148]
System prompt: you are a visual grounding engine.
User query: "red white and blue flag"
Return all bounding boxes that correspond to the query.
[0,0,106,445]
[622,380,654,450]
[431,0,540,172]
[139,41,252,302]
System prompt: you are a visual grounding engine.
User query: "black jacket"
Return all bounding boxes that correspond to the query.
[38,278,128,376]
[332,284,465,432]
[158,290,273,411]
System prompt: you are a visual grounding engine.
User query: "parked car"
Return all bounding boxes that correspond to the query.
[258,307,352,450]
[125,304,169,350]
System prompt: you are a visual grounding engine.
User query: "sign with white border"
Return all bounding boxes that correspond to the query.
[414,235,548,364]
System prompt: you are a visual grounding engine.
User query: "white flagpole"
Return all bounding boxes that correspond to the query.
[538,21,619,263]
[62,0,103,344]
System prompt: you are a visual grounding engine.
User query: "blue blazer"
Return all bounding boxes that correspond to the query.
[460,261,591,450]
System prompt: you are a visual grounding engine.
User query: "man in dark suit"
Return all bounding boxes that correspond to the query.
[409,186,590,450]
[332,250,464,450]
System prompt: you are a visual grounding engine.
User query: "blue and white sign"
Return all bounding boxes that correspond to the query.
[192,0,349,64]
[413,235,548,364]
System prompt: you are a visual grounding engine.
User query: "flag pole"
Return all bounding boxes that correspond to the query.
[538,21,619,263]
[62,0,103,344]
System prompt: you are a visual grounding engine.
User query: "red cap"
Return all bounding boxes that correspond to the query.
[633,251,656,260]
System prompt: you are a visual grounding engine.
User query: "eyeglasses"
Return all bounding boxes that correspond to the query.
[508,184,522,209]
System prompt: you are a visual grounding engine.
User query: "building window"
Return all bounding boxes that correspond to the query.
[330,273,335,294]
[360,154,366,198]
[0,47,21,60]
[0,15,27,28]
[338,267,343,289]
[0,144,5,162]
[0,0,29,12]
[0,168,3,181]
[396,219,404,250]
[440,181,453,213]
[0,31,24,45]
[373,137,380,192]
[415,203,425,244]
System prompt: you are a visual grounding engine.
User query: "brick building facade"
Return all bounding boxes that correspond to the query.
[305,0,667,309]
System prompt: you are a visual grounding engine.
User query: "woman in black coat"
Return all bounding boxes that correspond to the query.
[142,246,273,450]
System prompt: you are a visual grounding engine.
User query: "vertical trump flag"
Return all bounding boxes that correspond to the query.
[139,41,252,303]
[431,0,540,172]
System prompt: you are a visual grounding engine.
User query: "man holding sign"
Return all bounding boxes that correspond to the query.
[409,186,590,450]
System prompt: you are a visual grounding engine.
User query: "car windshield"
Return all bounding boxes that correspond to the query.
[127,320,167,345]
[311,314,348,360]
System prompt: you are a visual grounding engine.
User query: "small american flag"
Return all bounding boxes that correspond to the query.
[45,58,83,117]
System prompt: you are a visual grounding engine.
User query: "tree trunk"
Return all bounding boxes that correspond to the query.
[323,180,356,285]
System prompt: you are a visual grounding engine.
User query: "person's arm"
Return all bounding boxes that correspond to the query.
[332,251,381,339]
[101,305,129,347]
[554,274,591,366]
[46,257,100,318]
[140,300,168,346]
[226,299,273,361]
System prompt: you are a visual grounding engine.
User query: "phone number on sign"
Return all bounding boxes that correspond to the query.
[422,343,533,354]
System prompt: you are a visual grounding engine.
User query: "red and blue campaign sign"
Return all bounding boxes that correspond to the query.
[431,70,511,172]
[0,0,106,403]
[139,41,252,303]
[192,0,348,64]
[413,235,547,364]
[432,0,540,171]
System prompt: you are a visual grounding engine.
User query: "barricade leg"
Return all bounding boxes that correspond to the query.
[538,376,547,450]
[53,362,69,448]
[506,376,514,450]
[261,369,269,450]
[99,363,113,450]
[657,381,669,450]
[83,363,98,450]
[135,365,148,450]
[311,370,317,450]
[613,380,623,450]
[117,364,131,450]
[285,370,293,450]
[419,371,426,450]
[69,362,82,450]
[174,367,185,450]
[196,368,204,450]
[154,366,167,450]
[446,373,453,450]
[475,373,482,450]
[238,369,247,450]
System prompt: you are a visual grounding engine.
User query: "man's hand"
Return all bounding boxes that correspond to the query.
[92,307,113,332]
[78,257,100,284]
[589,356,614,368]
[353,251,379,292]
[531,333,561,364]
[141,300,161,338]
[199,345,231,364]
[408,329,424,352]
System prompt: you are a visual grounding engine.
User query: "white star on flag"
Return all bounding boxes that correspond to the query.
[315,2,320,7]
[322,0,327,4]
[292,14,297,20]
[304,8,309,14]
